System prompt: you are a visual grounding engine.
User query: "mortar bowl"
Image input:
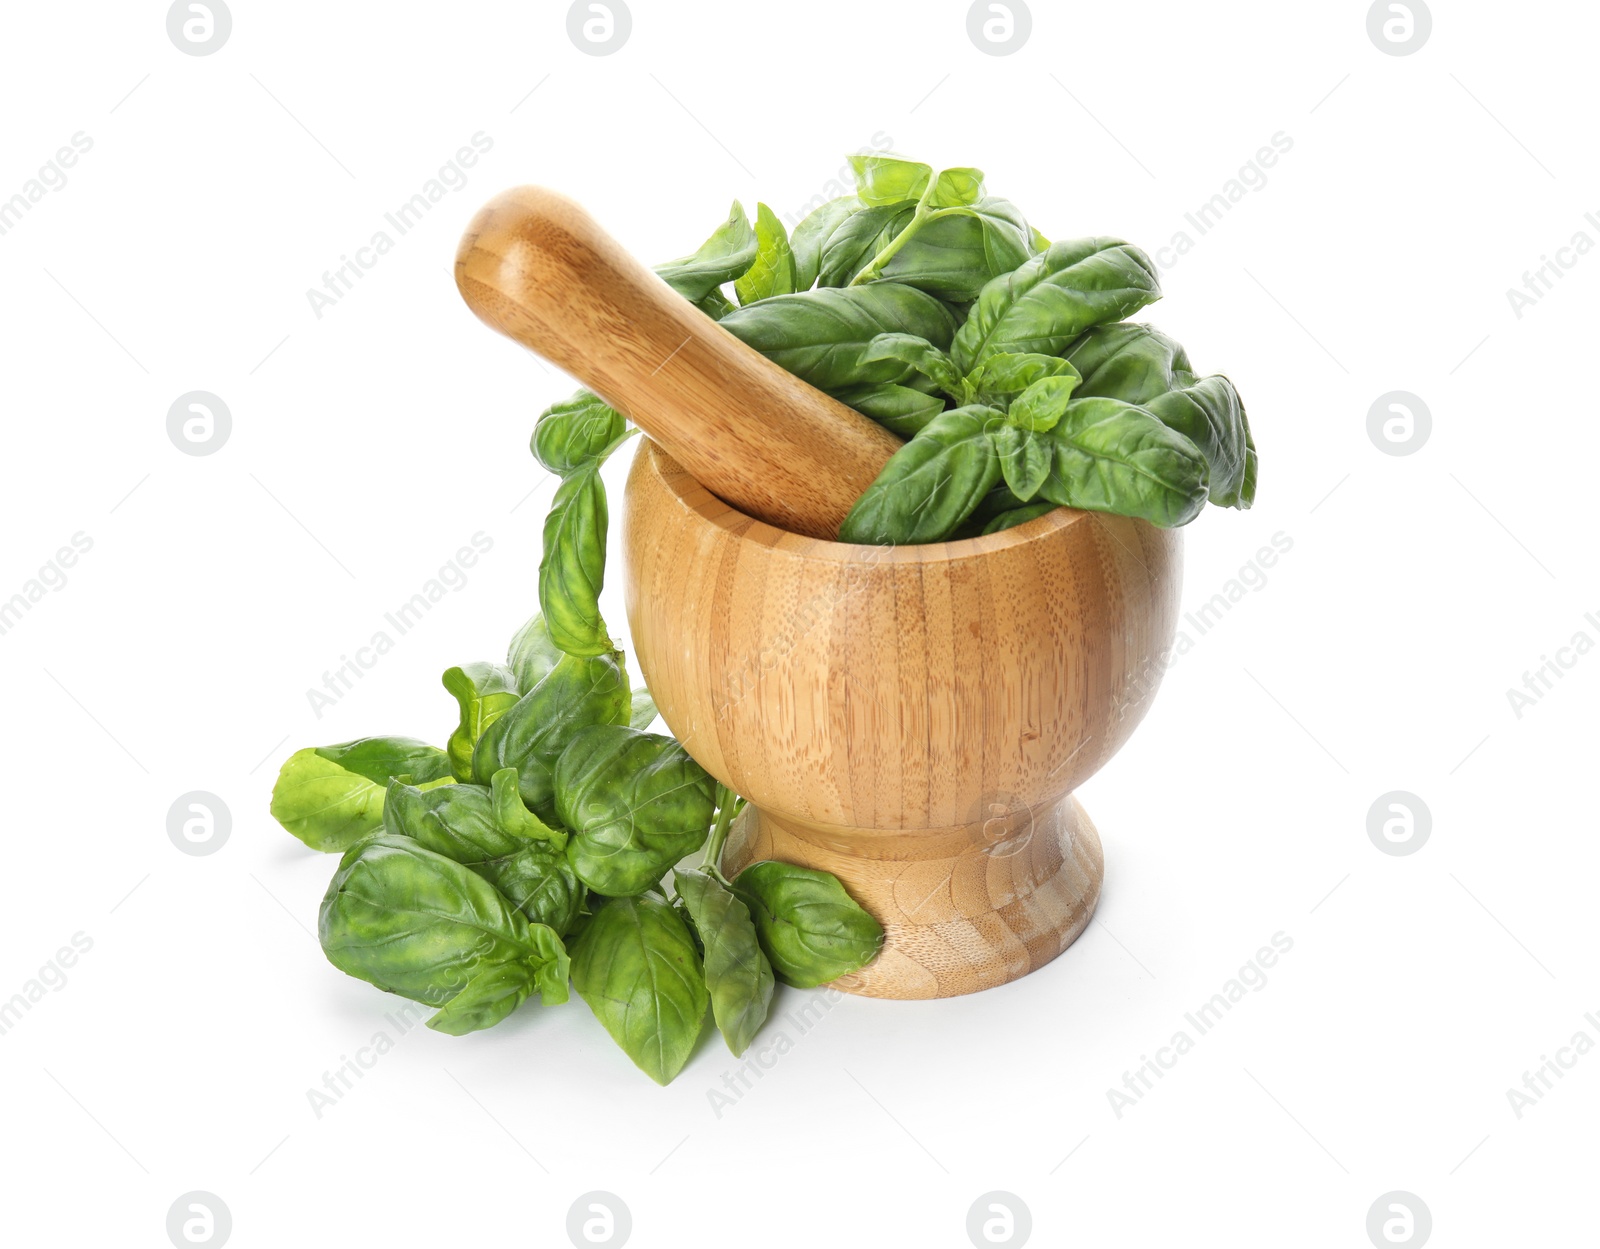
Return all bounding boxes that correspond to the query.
[622,441,1183,999]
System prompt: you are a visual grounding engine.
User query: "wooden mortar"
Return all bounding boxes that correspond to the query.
[457,187,1184,1000]
[623,445,1181,999]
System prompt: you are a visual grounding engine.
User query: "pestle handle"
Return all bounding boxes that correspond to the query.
[455,187,902,540]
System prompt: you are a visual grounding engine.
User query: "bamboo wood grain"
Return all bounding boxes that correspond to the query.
[623,442,1184,1000]
[455,186,902,540]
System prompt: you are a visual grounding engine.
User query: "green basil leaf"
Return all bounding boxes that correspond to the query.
[733,203,798,306]
[654,201,758,303]
[732,861,884,988]
[838,406,1004,545]
[695,287,736,319]
[426,962,541,1035]
[491,768,567,850]
[1038,398,1210,527]
[556,725,717,897]
[532,390,629,478]
[571,896,708,1084]
[983,502,1059,535]
[816,202,915,289]
[719,283,958,394]
[1063,326,1255,508]
[319,834,566,1013]
[383,777,582,933]
[1145,374,1256,510]
[1007,375,1079,433]
[860,333,965,398]
[952,237,1162,374]
[991,424,1054,501]
[874,197,1035,302]
[442,663,520,782]
[1064,323,1192,406]
[929,166,985,208]
[849,153,932,206]
[472,650,631,819]
[675,869,774,1057]
[833,383,948,438]
[270,737,453,852]
[506,613,563,695]
[629,687,659,731]
[789,195,861,292]
[967,353,1081,411]
[539,462,610,657]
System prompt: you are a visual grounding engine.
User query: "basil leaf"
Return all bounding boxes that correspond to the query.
[860,333,965,398]
[675,868,774,1057]
[967,353,1081,410]
[571,896,708,1084]
[442,662,520,782]
[983,502,1059,535]
[1063,326,1255,509]
[789,195,860,292]
[654,201,758,302]
[539,461,609,656]
[695,287,736,319]
[1145,374,1256,510]
[556,725,716,897]
[929,166,985,208]
[629,687,659,731]
[838,406,1004,545]
[385,777,581,933]
[833,383,948,438]
[816,203,914,289]
[1064,322,1192,406]
[732,861,884,988]
[319,834,567,1015]
[490,768,567,850]
[952,237,1162,374]
[874,197,1034,302]
[733,203,798,306]
[426,962,542,1036]
[991,424,1054,501]
[472,650,631,819]
[849,153,932,206]
[506,612,563,694]
[1007,375,1079,432]
[270,737,452,852]
[719,283,958,394]
[1038,398,1210,527]
[533,390,629,478]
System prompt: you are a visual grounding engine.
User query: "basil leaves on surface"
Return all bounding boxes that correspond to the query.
[442,663,520,782]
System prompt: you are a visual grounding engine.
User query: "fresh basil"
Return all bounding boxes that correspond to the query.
[733,861,884,988]
[654,201,758,303]
[571,896,708,1084]
[838,406,1004,545]
[442,662,520,782]
[270,737,454,852]
[720,283,958,394]
[532,390,629,478]
[555,725,716,897]
[472,650,631,818]
[675,868,774,1057]
[1037,397,1210,527]
[734,203,799,306]
[951,237,1162,374]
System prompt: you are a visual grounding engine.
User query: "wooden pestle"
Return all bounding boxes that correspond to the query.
[454,187,903,540]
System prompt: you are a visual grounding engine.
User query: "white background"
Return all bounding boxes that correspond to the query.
[1,1,1595,1245]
